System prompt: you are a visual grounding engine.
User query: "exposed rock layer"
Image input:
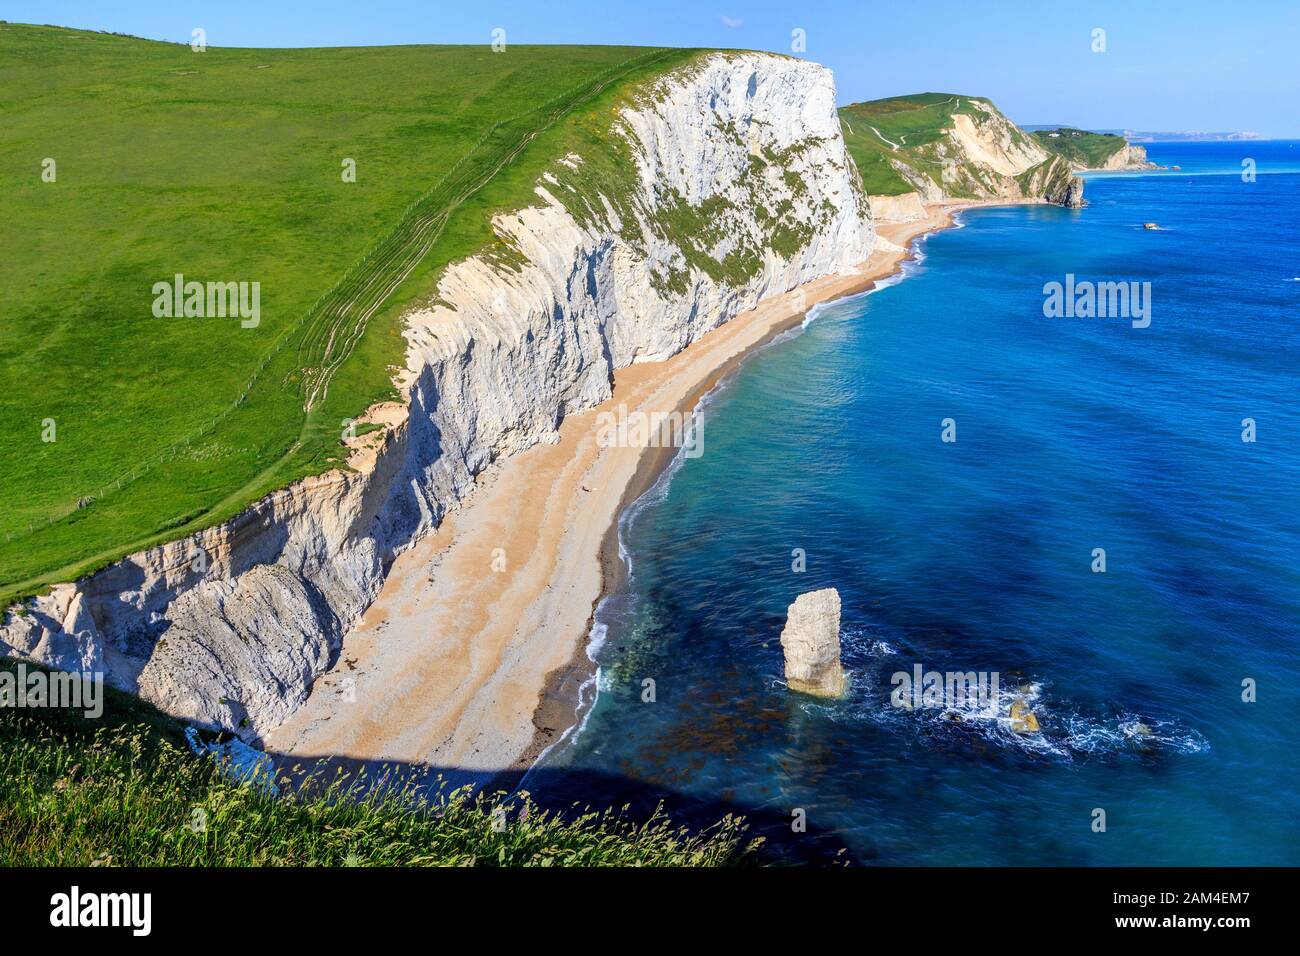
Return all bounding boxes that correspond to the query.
[855,97,1088,220]
[867,191,927,223]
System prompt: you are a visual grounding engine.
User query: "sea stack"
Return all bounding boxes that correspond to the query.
[1064,176,1085,208]
[780,588,846,697]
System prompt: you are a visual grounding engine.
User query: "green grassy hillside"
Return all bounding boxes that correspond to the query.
[840,92,1062,200]
[839,93,983,194]
[0,23,698,605]
[1031,127,1129,168]
[0,659,754,865]
[839,92,1043,196]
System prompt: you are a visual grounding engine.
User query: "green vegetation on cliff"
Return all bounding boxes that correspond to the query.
[839,92,1087,205]
[0,23,702,605]
[1032,127,1130,168]
[0,658,756,865]
[838,93,996,195]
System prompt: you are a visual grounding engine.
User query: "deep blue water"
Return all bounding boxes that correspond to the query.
[537,142,1300,865]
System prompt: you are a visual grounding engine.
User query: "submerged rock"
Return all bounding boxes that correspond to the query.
[780,588,845,697]
[1128,720,1158,752]
[1008,698,1041,734]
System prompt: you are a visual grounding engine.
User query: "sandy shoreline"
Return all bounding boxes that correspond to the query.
[266,199,1001,788]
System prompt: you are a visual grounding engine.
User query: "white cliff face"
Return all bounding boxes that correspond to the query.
[1,52,874,742]
[399,53,871,482]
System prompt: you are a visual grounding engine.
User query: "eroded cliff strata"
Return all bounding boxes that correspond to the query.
[2,52,874,742]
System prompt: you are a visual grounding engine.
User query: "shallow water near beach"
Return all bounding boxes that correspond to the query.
[536,142,1300,865]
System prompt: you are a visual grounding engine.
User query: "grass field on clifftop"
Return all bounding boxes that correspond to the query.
[0,23,697,604]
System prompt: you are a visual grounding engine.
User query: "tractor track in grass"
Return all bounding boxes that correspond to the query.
[296,48,679,411]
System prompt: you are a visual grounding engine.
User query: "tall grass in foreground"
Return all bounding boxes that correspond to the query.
[0,663,757,866]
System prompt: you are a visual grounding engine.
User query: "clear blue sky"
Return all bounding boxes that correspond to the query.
[10,0,1298,136]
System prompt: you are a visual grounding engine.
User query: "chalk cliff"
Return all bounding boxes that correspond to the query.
[1097,143,1154,170]
[2,52,874,741]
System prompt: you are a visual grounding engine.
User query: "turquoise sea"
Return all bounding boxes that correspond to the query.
[535,141,1300,865]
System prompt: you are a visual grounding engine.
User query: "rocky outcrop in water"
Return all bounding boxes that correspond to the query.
[1020,154,1085,207]
[1063,175,1085,208]
[780,588,846,697]
[1008,698,1041,734]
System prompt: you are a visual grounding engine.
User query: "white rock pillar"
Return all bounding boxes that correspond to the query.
[780,588,845,697]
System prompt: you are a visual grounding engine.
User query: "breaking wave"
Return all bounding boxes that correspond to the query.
[820,631,1208,762]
